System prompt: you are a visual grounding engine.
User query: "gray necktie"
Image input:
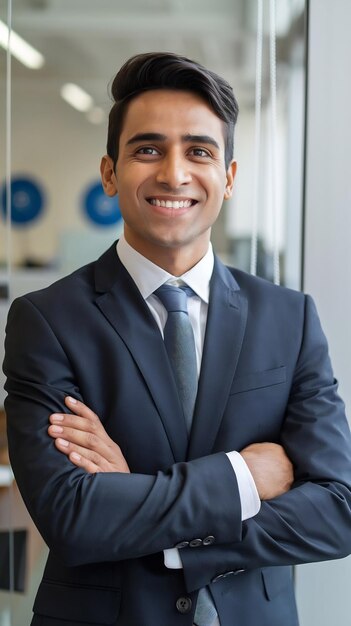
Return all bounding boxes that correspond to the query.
[154,284,218,626]
[154,284,197,433]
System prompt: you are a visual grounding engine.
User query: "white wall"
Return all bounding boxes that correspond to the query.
[0,80,118,267]
[295,2,351,624]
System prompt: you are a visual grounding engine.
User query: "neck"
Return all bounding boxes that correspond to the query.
[124,231,210,276]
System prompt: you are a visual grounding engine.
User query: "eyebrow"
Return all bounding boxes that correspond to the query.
[126,133,166,145]
[182,134,220,150]
[126,132,220,150]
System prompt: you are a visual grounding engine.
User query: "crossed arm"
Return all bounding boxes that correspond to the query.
[48,395,294,501]
[5,293,351,586]
[46,394,351,590]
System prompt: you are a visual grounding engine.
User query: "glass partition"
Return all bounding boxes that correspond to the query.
[0,1,306,623]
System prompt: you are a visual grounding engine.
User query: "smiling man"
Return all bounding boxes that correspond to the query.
[3,52,351,626]
[101,88,235,276]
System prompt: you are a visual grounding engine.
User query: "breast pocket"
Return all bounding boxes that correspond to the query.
[261,565,293,600]
[229,366,286,395]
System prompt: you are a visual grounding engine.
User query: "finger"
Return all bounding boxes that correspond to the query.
[50,413,98,434]
[54,436,130,474]
[48,420,117,465]
[64,396,99,423]
[69,451,100,474]
[49,425,107,455]
[54,438,105,468]
[54,440,101,474]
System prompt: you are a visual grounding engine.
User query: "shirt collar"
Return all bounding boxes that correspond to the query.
[116,235,213,303]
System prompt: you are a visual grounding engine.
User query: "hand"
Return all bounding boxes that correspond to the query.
[48,397,130,474]
[240,442,294,500]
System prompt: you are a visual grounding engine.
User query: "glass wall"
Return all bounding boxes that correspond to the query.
[0,1,306,623]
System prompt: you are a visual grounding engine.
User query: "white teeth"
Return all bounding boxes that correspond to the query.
[149,198,193,209]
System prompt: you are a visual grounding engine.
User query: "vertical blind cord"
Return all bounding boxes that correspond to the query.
[6,1,14,623]
[269,0,280,285]
[6,0,12,296]
[250,0,263,276]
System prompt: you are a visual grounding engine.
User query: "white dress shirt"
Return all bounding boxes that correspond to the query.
[116,236,260,580]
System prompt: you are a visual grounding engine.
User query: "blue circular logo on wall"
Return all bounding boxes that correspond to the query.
[1,176,45,225]
[83,181,122,226]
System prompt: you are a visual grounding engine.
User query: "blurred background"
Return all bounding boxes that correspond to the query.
[0,0,306,283]
[0,1,350,625]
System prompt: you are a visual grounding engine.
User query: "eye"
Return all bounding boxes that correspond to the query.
[136,147,160,156]
[189,147,211,158]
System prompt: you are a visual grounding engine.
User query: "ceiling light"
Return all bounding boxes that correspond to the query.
[0,19,45,69]
[60,83,93,113]
[86,106,106,125]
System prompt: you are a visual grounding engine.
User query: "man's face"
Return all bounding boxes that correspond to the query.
[101,89,236,270]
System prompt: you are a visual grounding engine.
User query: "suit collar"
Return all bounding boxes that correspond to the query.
[94,241,122,293]
[93,239,240,295]
[116,235,214,303]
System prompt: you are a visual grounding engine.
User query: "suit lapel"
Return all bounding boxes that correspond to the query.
[93,244,188,463]
[187,257,248,460]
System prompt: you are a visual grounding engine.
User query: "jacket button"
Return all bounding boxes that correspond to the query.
[211,573,224,583]
[203,535,215,546]
[189,538,202,548]
[176,596,192,614]
[174,540,190,549]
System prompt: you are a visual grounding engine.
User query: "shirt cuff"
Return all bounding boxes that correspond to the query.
[164,547,183,569]
[163,451,261,570]
[226,450,261,520]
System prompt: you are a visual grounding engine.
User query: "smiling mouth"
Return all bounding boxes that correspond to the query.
[147,198,197,209]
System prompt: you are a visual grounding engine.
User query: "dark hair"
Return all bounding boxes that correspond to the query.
[107,52,239,170]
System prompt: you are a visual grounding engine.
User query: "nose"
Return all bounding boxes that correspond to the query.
[155,151,192,189]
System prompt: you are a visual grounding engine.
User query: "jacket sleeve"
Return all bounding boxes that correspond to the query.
[3,295,242,567]
[180,295,351,592]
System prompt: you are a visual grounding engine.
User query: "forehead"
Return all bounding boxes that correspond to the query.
[120,89,225,147]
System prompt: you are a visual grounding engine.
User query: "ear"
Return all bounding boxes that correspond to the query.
[100,155,118,197]
[224,160,237,200]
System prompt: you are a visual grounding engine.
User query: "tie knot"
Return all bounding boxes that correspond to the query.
[154,284,193,313]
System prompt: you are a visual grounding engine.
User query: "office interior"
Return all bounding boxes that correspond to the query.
[0,0,350,624]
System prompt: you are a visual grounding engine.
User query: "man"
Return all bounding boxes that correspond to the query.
[3,52,351,626]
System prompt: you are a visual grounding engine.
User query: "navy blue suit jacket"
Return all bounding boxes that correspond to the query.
[3,243,351,626]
